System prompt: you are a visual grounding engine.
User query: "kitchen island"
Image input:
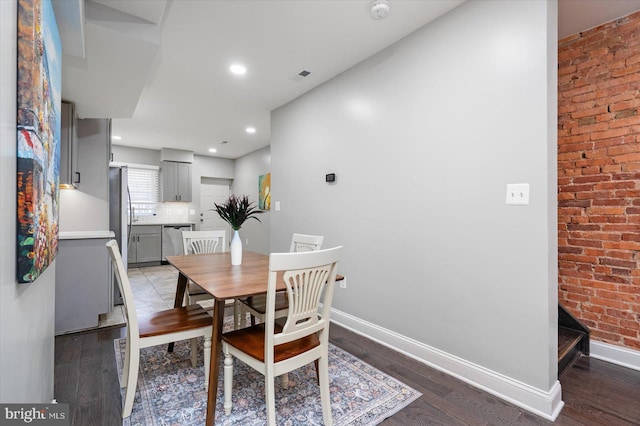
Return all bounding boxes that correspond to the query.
[55,231,115,335]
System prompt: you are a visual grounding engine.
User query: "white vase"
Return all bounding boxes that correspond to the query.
[230,230,242,265]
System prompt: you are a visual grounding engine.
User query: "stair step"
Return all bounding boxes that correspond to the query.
[559,327,584,360]
[558,326,585,377]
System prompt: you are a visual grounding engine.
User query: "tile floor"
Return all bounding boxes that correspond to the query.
[127,265,180,314]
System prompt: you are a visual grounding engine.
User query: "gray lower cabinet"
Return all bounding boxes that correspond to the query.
[55,233,114,335]
[128,225,162,264]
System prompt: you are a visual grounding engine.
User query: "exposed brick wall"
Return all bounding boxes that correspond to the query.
[558,12,640,351]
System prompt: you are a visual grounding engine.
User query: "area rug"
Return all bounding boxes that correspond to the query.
[114,324,421,425]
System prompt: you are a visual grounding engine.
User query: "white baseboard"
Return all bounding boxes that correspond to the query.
[590,340,640,372]
[330,308,564,421]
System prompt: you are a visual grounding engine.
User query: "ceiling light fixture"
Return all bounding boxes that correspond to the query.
[209,148,217,153]
[370,0,390,20]
[112,135,122,140]
[230,64,247,75]
[245,127,256,134]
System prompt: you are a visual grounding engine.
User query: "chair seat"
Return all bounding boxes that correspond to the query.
[237,292,289,316]
[223,323,320,363]
[138,304,212,338]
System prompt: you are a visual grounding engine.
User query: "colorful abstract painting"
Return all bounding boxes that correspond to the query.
[16,0,61,283]
[259,173,271,210]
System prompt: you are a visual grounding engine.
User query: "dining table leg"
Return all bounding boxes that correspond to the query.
[206,298,226,426]
[168,272,189,353]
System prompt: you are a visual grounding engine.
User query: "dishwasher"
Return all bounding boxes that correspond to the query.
[162,224,193,261]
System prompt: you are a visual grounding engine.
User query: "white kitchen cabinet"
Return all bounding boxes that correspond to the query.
[128,225,162,265]
[162,161,192,202]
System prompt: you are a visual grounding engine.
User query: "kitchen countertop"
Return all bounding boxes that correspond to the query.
[60,230,115,240]
[130,222,196,226]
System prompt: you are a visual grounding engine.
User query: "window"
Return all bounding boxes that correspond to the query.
[127,164,159,216]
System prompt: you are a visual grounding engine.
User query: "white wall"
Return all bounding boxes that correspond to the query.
[0,1,55,402]
[271,0,559,418]
[232,146,271,255]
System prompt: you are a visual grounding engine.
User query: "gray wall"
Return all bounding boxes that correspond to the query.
[232,146,271,255]
[271,0,557,397]
[111,144,160,166]
[0,1,55,402]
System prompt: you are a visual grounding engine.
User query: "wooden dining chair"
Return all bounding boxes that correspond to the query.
[237,233,324,326]
[222,246,342,425]
[106,240,213,418]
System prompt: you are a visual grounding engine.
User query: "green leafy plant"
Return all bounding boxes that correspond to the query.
[212,194,263,230]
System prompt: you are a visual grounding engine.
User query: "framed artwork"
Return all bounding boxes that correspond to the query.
[259,173,271,210]
[16,0,62,283]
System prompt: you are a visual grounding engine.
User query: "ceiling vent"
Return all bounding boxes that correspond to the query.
[291,70,311,81]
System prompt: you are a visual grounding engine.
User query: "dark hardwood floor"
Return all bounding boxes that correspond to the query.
[55,324,640,425]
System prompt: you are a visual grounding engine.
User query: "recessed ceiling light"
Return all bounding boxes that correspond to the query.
[112,135,122,140]
[245,127,256,134]
[209,148,217,153]
[230,64,247,75]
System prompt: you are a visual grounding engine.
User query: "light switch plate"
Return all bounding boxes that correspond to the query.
[506,183,529,205]
[275,201,281,211]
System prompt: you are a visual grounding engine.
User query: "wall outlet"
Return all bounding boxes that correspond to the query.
[339,277,347,289]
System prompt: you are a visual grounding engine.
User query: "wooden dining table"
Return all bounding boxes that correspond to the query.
[166,251,276,426]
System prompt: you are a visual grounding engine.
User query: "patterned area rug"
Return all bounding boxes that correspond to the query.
[114,325,421,425]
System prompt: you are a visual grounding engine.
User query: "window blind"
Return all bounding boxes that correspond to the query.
[127,166,159,216]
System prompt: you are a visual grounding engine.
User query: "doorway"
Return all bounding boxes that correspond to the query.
[199,177,232,244]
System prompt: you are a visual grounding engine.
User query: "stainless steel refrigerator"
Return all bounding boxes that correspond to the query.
[109,165,131,305]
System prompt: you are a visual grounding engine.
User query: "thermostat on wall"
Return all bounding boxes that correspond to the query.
[325,173,336,182]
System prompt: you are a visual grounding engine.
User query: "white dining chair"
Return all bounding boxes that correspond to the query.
[106,239,212,418]
[181,230,226,305]
[288,233,325,252]
[237,233,324,326]
[182,229,244,330]
[222,246,342,425]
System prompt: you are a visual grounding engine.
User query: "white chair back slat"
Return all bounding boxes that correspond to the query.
[191,238,219,254]
[182,230,226,255]
[289,233,324,253]
[268,247,341,347]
